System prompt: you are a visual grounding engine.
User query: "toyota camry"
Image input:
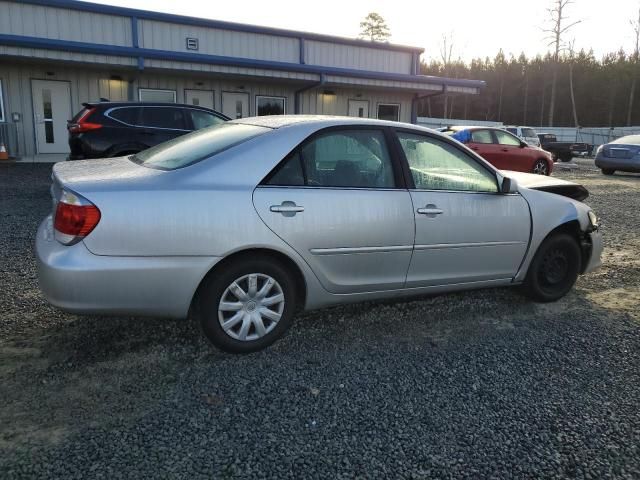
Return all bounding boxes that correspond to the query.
[36,116,603,353]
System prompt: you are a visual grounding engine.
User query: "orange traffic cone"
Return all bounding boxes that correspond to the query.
[0,144,8,161]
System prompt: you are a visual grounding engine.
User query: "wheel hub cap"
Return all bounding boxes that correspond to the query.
[218,273,285,342]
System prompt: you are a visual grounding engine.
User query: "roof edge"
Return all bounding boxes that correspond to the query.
[15,0,425,54]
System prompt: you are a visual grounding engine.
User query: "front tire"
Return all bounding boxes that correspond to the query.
[532,159,550,175]
[523,233,581,302]
[198,257,297,353]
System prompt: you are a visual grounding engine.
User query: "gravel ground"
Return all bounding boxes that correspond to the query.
[1,161,639,479]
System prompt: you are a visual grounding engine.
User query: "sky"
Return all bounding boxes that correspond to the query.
[91,0,640,62]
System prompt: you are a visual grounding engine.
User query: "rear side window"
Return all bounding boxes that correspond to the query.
[131,123,268,170]
[108,107,140,125]
[189,109,225,130]
[140,107,187,130]
[522,128,537,137]
[471,130,494,144]
[265,129,395,189]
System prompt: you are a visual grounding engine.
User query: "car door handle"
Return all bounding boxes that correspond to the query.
[270,202,304,216]
[501,148,509,152]
[417,206,444,216]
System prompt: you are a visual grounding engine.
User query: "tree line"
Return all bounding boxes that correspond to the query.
[418,49,640,128]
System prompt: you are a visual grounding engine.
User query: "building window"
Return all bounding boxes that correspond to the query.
[0,79,5,122]
[377,103,400,122]
[256,96,286,116]
[138,88,177,103]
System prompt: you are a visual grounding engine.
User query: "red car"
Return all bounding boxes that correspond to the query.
[442,126,554,176]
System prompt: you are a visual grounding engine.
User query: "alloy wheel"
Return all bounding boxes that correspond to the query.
[533,160,549,175]
[218,273,285,341]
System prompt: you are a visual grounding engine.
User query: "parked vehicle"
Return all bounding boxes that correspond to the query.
[505,126,541,147]
[595,135,640,175]
[67,102,229,159]
[442,126,554,175]
[37,116,602,353]
[537,133,591,162]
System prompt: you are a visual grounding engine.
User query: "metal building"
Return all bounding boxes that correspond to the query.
[0,0,484,160]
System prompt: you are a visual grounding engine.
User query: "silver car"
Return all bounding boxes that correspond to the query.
[595,135,640,175]
[36,116,603,353]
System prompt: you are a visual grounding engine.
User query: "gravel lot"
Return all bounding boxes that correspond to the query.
[1,161,639,479]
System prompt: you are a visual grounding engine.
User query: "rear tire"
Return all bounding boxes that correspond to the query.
[602,169,615,176]
[559,154,572,162]
[197,256,297,353]
[523,233,581,303]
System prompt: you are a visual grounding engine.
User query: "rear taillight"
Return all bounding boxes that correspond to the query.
[68,108,102,134]
[53,190,101,245]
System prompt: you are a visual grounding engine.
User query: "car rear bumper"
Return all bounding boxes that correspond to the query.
[35,216,220,318]
[582,229,603,274]
[595,156,640,172]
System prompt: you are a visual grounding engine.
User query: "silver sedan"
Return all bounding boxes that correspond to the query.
[36,116,603,353]
[595,135,640,175]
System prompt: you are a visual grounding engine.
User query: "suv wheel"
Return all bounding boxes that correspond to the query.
[523,233,581,303]
[198,257,297,353]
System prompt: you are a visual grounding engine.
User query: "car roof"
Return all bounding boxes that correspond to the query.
[231,115,436,133]
[441,125,500,132]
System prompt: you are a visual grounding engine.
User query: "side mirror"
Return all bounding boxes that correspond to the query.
[501,177,519,194]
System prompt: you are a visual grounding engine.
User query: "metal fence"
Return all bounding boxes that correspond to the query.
[415,117,640,149]
[0,122,19,158]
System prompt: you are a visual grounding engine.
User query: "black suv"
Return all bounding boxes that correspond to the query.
[68,102,229,159]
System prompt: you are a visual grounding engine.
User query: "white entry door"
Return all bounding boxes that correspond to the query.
[221,92,249,119]
[348,100,369,118]
[32,80,71,154]
[185,89,215,110]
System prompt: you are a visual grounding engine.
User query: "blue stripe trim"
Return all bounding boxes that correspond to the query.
[16,0,424,54]
[0,34,485,89]
[130,16,139,48]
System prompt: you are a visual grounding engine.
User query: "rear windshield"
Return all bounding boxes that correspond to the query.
[131,123,268,170]
[522,128,537,137]
[612,135,640,144]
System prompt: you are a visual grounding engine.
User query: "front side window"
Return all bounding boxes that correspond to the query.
[471,129,494,144]
[138,88,176,103]
[189,109,225,130]
[140,107,187,130]
[397,132,498,193]
[495,130,522,146]
[377,104,400,122]
[266,129,395,189]
[132,123,268,170]
[256,96,286,116]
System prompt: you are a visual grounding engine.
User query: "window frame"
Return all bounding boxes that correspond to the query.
[0,79,5,123]
[138,88,177,103]
[391,128,501,194]
[260,125,407,191]
[255,95,287,116]
[376,103,400,122]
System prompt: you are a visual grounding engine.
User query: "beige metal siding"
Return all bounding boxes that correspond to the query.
[138,20,299,63]
[0,1,131,46]
[300,88,413,123]
[305,40,413,75]
[0,45,137,67]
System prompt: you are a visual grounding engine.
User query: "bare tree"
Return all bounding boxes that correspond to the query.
[544,0,581,126]
[568,40,579,127]
[359,13,391,42]
[628,6,640,126]
[440,33,454,119]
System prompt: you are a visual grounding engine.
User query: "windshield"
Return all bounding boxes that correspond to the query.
[132,123,269,170]
[612,135,640,145]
